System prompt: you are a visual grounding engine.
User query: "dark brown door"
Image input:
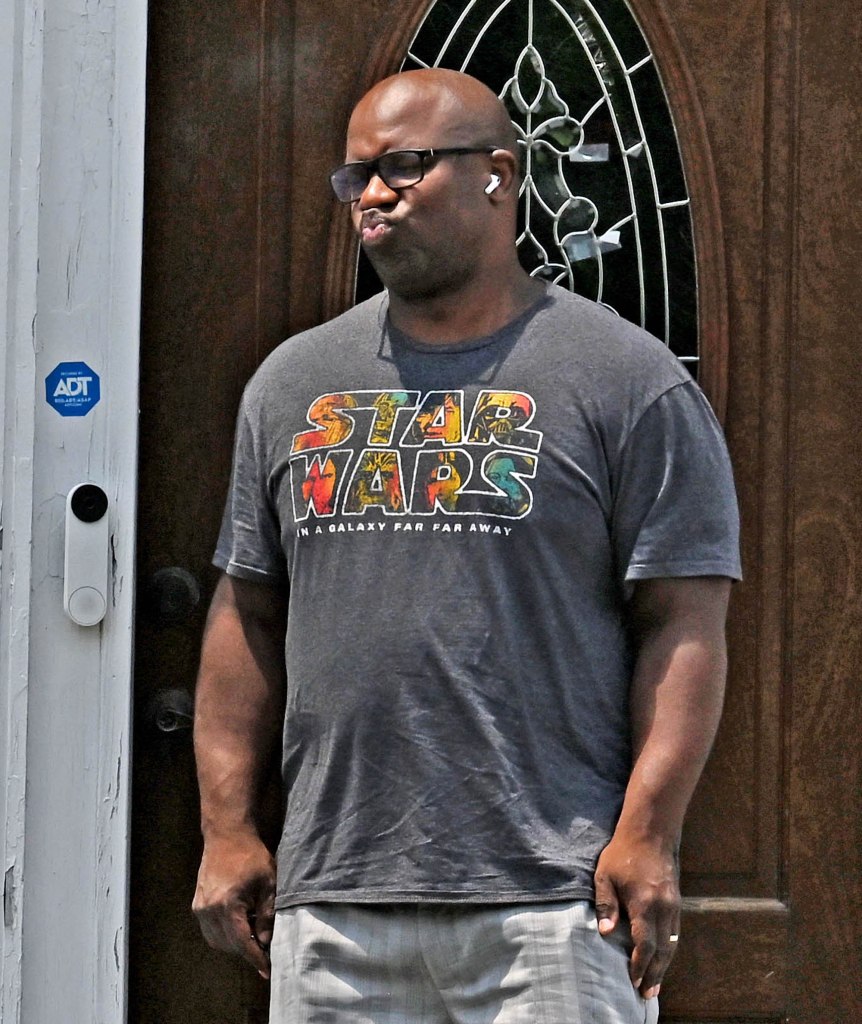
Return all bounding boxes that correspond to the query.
[131,2,862,1022]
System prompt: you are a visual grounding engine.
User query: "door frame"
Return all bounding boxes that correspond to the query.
[0,0,147,1020]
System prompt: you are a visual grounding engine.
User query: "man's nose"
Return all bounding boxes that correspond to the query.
[357,173,399,208]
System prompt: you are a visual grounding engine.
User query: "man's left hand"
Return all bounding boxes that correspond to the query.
[593,830,681,1000]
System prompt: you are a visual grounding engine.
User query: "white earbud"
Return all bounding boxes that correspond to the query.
[484,174,502,195]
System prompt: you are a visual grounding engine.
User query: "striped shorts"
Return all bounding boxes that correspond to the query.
[269,900,660,1023]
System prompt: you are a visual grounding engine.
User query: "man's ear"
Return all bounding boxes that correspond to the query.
[487,148,519,201]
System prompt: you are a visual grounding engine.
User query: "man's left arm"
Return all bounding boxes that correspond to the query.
[594,574,732,1001]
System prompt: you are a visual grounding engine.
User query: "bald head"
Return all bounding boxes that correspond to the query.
[348,69,518,164]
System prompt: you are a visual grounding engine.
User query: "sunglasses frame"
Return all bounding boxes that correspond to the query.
[329,147,497,203]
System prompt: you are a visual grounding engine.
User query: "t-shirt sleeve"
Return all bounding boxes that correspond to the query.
[213,394,287,582]
[612,380,742,589]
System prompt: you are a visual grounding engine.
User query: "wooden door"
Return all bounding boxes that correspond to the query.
[132,1,862,1022]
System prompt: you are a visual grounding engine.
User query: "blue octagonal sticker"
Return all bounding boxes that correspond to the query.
[45,361,101,417]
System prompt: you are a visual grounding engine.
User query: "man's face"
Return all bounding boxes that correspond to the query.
[344,85,491,300]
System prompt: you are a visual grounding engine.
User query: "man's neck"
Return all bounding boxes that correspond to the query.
[387,270,545,346]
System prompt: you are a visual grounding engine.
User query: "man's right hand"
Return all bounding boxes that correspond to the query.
[192,832,276,978]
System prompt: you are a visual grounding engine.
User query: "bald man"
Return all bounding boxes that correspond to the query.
[193,70,740,1023]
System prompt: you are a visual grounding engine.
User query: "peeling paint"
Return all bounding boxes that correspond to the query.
[3,866,15,927]
[109,531,118,606]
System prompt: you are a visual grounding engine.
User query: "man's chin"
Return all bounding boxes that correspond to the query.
[362,249,421,297]
[362,250,465,303]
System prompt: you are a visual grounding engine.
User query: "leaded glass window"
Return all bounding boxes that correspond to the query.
[355,0,698,371]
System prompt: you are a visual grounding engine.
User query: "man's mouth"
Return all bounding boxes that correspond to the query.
[359,213,394,244]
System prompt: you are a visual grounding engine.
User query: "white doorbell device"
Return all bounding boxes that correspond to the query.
[484,174,501,194]
[64,483,109,626]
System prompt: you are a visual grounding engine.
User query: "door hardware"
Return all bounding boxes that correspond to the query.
[147,688,194,733]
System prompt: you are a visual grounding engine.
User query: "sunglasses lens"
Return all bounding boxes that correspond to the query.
[330,164,367,202]
[378,151,424,188]
[330,152,428,202]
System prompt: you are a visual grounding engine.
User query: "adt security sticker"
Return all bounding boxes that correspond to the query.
[45,362,101,417]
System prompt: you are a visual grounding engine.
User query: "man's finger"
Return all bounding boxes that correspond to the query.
[228,908,271,975]
[633,908,680,997]
[594,869,620,936]
[640,936,677,998]
[627,912,657,990]
[249,903,274,979]
[251,909,275,950]
[241,930,271,977]
[250,886,276,950]
[195,909,227,953]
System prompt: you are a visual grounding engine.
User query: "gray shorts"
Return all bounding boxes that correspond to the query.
[269,900,660,1023]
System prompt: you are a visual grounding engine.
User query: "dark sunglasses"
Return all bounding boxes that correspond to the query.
[329,147,496,203]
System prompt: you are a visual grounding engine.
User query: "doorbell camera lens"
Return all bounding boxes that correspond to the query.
[70,484,108,523]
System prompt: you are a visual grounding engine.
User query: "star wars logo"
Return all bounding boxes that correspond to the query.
[289,390,543,522]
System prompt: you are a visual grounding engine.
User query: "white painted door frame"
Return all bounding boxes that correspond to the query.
[0,0,147,1019]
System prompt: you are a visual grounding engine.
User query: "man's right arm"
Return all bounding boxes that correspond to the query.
[192,572,287,978]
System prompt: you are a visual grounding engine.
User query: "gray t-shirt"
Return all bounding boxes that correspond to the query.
[215,284,741,909]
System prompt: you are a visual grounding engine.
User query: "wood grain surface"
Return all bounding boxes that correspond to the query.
[132,1,861,1021]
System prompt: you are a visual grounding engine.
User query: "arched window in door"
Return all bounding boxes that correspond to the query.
[354,0,699,374]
